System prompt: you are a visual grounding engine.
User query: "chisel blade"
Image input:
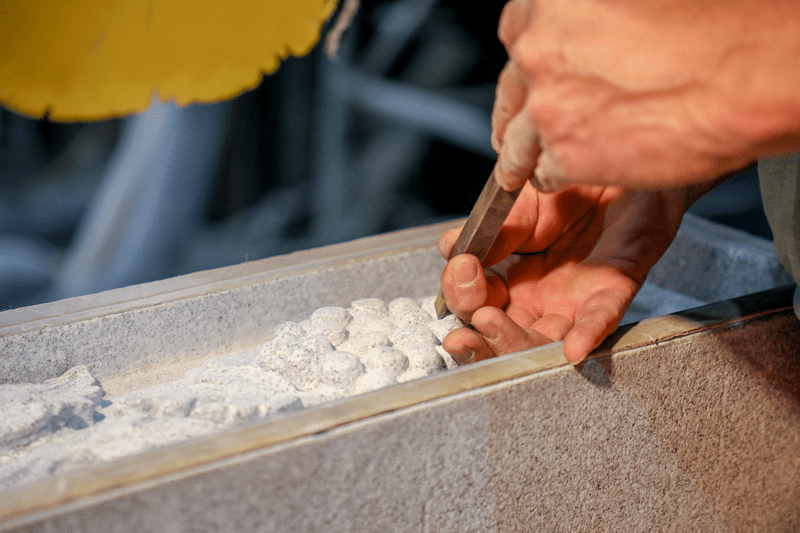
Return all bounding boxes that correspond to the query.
[434,168,521,319]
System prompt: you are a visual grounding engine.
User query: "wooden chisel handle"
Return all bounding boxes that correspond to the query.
[434,168,521,319]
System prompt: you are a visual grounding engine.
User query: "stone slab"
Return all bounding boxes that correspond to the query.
[0,215,796,530]
[1,288,798,532]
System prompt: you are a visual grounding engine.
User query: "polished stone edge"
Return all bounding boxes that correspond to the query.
[594,284,795,358]
[0,284,793,529]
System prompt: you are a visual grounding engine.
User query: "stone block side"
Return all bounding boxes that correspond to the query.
[7,311,798,532]
[0,246,446,392]
[649,213,795,302]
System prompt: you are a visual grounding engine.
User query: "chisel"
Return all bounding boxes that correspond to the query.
[434,167,521,319]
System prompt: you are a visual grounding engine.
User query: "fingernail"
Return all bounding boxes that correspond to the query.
[475,321,501,343]
[454,258,479,288]
[452,349,474,365]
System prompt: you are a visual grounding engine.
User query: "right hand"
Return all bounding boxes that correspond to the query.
[491,0,800,192]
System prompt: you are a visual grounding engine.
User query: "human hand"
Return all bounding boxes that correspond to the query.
[492,0,800,191]
[439,182,690,364]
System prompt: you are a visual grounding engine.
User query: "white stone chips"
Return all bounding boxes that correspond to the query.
[0,365,102,452]
[256,296,463,400]
[0,296,464,489]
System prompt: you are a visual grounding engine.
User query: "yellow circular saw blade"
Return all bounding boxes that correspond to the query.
[0,0,337,121]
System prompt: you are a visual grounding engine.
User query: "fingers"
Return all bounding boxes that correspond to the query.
[440,254,509,323]
[441,183,541,268]
[438,228,460,259]
[531,148,569,192]
[441,328,495,365]
[495,102,542,192]
[494,27,572,193]
[492,61,527,154]
[471,306,554,356]
[498,0,533,50]
[562,288,631,364]
[442,306,554,365]
[443,286,634,366]
[530,312,573,341]
[496,2,562,193]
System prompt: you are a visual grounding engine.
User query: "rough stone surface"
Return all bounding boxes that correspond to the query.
[0,366,102,452]
[360,347,408,377]
[0,296,464,490]
[348,314,397,338]
[338,332,391,357]
[403,345,444,375]
[349,298,388,317]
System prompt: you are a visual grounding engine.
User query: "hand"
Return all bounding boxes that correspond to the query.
[492,0,800,191]
[439,182,691,364]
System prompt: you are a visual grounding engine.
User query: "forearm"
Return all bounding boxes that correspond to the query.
[699,1,800,160]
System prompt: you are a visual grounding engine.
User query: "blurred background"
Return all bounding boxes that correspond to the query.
[0,0,770,311]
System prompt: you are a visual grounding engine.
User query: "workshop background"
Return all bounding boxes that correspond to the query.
[0,0,770,311]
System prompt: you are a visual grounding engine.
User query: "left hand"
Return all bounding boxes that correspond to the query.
[439,181,689,364]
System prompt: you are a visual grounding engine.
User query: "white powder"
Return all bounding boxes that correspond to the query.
[0,296,464,489]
